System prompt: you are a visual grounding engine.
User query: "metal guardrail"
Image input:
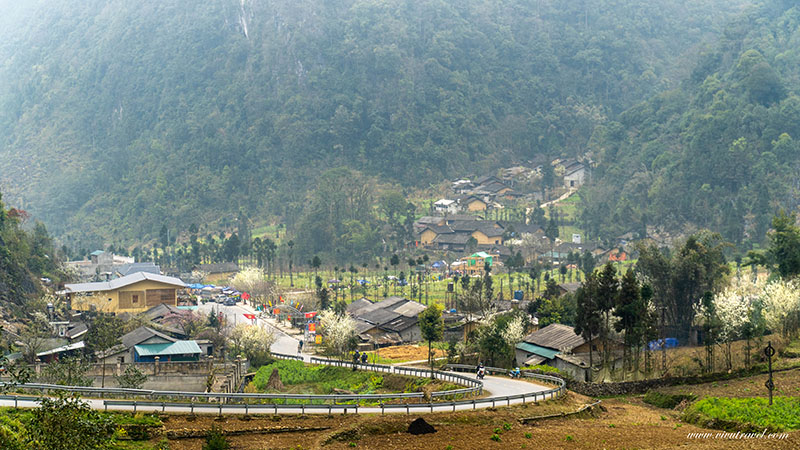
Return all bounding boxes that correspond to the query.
[0,355,567,414]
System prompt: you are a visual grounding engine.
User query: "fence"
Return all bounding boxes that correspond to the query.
[0,353,566,414]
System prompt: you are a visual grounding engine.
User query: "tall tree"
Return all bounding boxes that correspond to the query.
[575,273,602,378]
[596,263,619,369]
[418,304,444,374]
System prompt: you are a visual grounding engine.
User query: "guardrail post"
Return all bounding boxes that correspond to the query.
[133,401,137,413]
[406,404,409,415]
[162,401,166,412]
[472,399,476,410]
[191,402,194,414]
[492,398,495,408]
[14,397,18,409]
[301,404,305,415]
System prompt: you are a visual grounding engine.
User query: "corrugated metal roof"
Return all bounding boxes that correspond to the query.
[393,301,426,317]
[121,326,177,349]
[63,272,186,293]
[135,340,201,357]
[523,324,585,351]
[515,342,560,360]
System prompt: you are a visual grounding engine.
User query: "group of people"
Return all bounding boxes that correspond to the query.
[476,362,521,379]
[352,350,369,370]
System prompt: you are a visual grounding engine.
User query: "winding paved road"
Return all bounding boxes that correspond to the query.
[0,303,556,414]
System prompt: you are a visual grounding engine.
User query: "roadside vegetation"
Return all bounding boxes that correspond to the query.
[249,360,460,397]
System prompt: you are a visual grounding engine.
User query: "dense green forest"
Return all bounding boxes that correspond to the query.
[0,0,752,252]
[0,192,64,305]
[582,0,800,248]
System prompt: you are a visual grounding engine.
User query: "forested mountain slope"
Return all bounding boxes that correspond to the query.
[0,0,749,248]
[582,0,800,248]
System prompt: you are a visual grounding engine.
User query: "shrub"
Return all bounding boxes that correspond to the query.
[490,434,501,442]
[203,425,230,450]
[115,365,149,389]
[26,393,116,450]
[643,391,696,409]
[0,414,25,450]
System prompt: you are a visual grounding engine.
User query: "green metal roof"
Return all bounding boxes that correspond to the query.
[515,342,560,360]
[135,340,201,357]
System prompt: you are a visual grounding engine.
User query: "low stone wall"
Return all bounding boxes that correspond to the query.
[562,363,800,397]
[88,375,209,392]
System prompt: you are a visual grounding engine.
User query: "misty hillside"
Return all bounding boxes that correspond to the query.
[582,0,800,247]
[0,0,752,247]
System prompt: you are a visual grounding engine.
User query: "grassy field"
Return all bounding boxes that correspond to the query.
[266,265,594,308]
[248,359,459,397]
[683,396,800,432]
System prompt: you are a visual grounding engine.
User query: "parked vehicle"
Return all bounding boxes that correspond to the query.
[224,297,236,306]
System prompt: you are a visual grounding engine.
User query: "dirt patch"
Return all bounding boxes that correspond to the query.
[148,391,799,449]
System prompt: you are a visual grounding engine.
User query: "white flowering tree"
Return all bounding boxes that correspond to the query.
[318,309,358,358]
[712,287,753,370]
[501,315,526,349]
[760,280,800,338]
[232,266,277,309]
[228,323,277,367]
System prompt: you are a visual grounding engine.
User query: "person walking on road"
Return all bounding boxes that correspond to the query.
[353,351,360,371]
[360,352,368,364]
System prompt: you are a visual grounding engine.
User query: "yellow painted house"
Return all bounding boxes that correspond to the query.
[60,272,186,314]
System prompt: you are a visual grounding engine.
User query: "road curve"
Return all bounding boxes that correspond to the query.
[0,304,558,414]
[0,374,555,414]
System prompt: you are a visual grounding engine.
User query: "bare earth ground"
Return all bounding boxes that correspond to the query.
[156,390,799,449]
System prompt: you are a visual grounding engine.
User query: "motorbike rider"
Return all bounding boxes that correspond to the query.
[510,367,521,378]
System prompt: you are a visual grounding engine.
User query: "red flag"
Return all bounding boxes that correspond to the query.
[273,308,280,315]
[242,292,251,300]
[308,323,316,332]
[304,311,317,319]
[243,313,255,320]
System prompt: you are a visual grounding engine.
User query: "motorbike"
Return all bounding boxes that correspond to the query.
[509,369,521,379]
[476,367,486,380]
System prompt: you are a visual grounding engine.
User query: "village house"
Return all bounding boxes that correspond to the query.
[345,296,426,347]
[97,326,212,364]
[515,323,622,381]
[195,262,239,283]
[459,252,494,276]
[433,198,459,215]
[64,250,139,280]
[561,160,588,188]
[459,195,488,212]
[60,272,186,314]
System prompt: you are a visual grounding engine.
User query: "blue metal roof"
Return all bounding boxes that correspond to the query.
[135,340,201,357]
[515,342,560,360]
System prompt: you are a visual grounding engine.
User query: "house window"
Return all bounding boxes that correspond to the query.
[132,295,139,304]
